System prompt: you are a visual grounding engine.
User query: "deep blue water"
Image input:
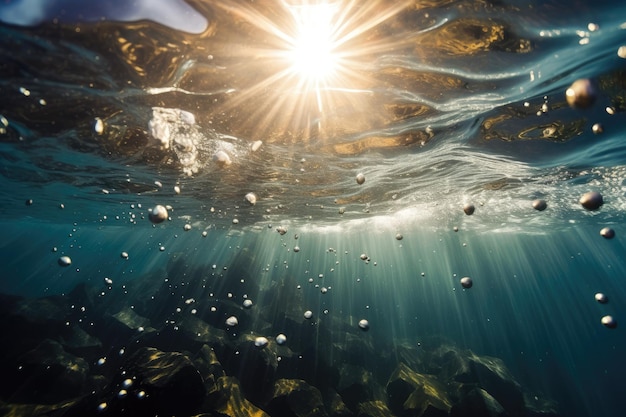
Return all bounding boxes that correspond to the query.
[1,1,626,416]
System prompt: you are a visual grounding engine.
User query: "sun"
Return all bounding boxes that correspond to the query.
[211,0,412,141]
[285,2,341,84]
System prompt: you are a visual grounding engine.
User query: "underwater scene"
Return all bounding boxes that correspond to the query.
[1,0,626,416]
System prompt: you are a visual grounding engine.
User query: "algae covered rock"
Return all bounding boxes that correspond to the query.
[357,400,395,417]
[450,387,506,417]
[427,345,525,416]
[13,339,90,403]
[206,376,270,417]
[386,362,451,417]
[265,378,329,417]
[100,347,205,417]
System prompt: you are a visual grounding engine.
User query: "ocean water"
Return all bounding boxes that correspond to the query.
[1,1,626,416]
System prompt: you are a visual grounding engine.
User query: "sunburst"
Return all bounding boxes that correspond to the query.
[212,0,412,142]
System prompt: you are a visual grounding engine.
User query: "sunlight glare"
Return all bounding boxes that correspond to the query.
[286,2,340,84]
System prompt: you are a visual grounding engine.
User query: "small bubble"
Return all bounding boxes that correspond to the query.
[356,173,365,185]
[254,336,269,348]
[595,293,608,304]
[276,334,287,345]
[58,256,72,267]
[149,205,168,224]
[183,224,192,231]
[244,192,257,205]
[579,191,603,210]
[463,203,475,215]
[242,299,253,309]
[358,319,370,331]
[566,79,596,109]
[304,310,313,319]
[601,315,617,329]
[213,150,232,166]
[120,252,129,260]
[94,118,104,134]
[592,123,604,134]
[532,199,547,211]
[460,276,473,289]
[225,316,238,327]
[600,227,615,239]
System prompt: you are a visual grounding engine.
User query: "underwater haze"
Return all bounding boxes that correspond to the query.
[1,1,626,416]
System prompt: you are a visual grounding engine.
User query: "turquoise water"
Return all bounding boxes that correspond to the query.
[1,1,626,416]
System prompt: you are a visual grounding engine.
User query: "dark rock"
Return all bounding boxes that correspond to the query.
[221,335,278,403]
[386,363,451,417]
[57,324,102,358]
[432,346,525,416]
[94,306,155,353]
[0,399,79,416]
[357,400,395,417]
[337,363,375,411]
[381,342,423,376]
[67,283,98,315]
[465,355,524,416]
[205,376,271,417]
[10,339,90,404]
[194,344,226,389]
[111,307,152,331]
[265,378,329,417]
[322,388,354,417]
[332,332,376,367]
[450,387,506,417]
[524,392,561,417]
[133,317,229,362]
